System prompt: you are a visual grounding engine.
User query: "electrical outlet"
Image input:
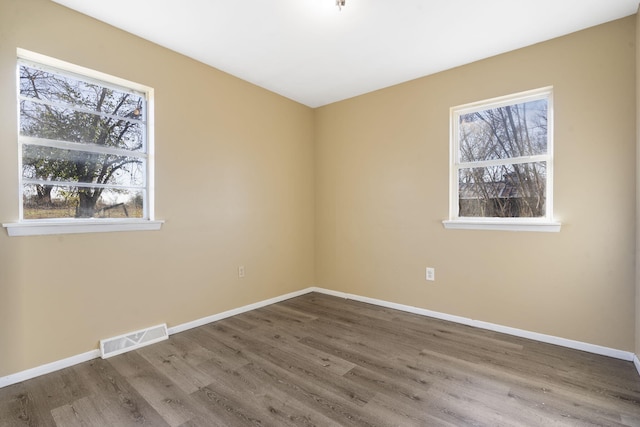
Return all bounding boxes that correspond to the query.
[238,265,245,278]
[426,267,435,281]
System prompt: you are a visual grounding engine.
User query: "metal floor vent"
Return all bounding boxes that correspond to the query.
[100,323,168,359]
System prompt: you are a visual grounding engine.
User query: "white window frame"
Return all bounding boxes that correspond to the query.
[3,49,163,236]
[443,87,561,232]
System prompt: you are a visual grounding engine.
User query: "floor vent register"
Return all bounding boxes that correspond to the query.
[100,323,168,359]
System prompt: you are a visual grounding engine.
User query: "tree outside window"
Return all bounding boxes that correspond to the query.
[449,88,553,224]
[18,57,151,220]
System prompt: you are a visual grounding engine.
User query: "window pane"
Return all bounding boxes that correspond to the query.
[458,162,546,218]
[459,99,547,163]
[23,184,144,219]
[22,145,145,187]
[19,65,145,120]
[20,100,144,152]
[17,53,153,224]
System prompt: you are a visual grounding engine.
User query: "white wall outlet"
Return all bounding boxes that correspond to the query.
[426,267,435,281]
[238,265,245,278]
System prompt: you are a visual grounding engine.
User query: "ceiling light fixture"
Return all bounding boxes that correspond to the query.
[336,0,345,10]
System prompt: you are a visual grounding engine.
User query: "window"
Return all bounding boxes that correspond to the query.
[4,49,161,236]
[444,87,560,232]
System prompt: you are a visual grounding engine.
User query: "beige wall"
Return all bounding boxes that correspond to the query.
[636,7,640,360]
[0,0,315,377]
[315,17,637,351]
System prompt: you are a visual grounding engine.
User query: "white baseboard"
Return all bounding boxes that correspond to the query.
[1,285,636,389]
[0,350,100,389]
[0,288,312,389]
[167,288,313,335]
[309,287,636,362]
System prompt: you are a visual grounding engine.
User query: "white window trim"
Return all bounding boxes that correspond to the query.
[445,87,561,232]
[4,49,162,237]
[3,219,164,237]
[442,219,561,232]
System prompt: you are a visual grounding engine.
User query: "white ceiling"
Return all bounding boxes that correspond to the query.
[52,0,638,108]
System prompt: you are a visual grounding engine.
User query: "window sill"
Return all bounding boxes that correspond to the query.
[442,220,561,232]
[3,219,164,237]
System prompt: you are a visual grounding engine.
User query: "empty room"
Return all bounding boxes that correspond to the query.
[1,0,640,425]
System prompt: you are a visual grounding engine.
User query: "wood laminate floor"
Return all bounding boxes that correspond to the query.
[1,292,640,426]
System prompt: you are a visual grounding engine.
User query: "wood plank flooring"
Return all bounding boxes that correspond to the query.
[1,292,640,426]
